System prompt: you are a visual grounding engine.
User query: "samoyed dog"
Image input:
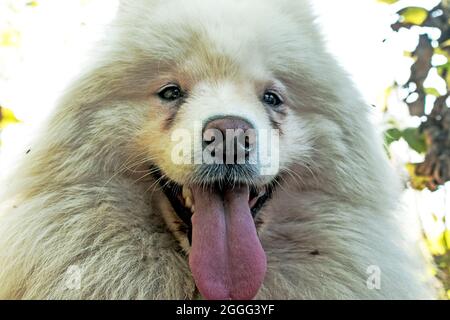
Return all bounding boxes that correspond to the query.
[0,0,436,299]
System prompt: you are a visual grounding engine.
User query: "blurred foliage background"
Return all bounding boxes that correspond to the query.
[0,0,449,299]
[379,0,450,297]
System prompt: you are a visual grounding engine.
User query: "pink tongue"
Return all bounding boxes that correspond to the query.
[189,186,267,300]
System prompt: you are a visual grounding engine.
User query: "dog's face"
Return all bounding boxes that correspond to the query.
[131,0,318,186]
[85,0,353,300]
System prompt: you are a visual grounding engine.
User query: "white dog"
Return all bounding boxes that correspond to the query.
[0,0,436,299]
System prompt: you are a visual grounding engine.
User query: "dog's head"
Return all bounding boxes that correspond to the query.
[64,0,382,300]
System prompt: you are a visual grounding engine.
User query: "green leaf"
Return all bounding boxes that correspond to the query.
[0,107,20,129]
[402,128,427,154]
[435,47,450,59]
[377,0,399,4]
[437,62,450,87]
[0,29,21,47]
[406,163,431,191]
[398,7,428,25]
[385,128,402,145]
[441,39,450,50]
[425,87,442,97]
[437,62,450,85]
[26,1,39,7]
[437,62,450,75]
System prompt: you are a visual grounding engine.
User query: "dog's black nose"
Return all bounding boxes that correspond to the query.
[203,117,255,164]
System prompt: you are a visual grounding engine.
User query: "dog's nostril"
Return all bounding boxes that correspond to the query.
[245,136,252,153]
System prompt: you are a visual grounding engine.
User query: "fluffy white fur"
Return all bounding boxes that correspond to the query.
[0,0,437,299]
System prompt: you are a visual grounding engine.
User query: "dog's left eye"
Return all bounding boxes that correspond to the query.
[263,91,283,108]
[158,85,183,101]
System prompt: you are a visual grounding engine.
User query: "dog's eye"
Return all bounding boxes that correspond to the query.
[158,85,183,101]
[263,91,283,108]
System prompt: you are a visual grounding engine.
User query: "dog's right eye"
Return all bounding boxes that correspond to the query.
[158,85,183,101]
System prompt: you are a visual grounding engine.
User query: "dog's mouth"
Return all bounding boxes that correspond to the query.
[150,165,276,300]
